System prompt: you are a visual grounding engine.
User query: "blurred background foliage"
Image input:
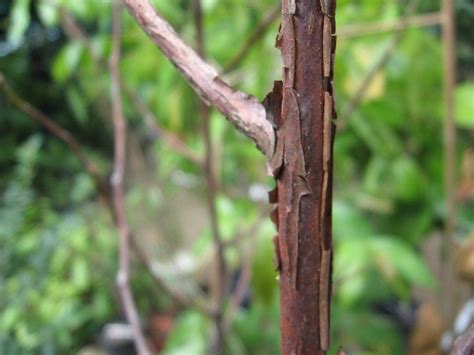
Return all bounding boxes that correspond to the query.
[0,0,473,354]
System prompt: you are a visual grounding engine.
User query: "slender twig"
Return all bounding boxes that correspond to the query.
[222,246,252,332]
[109,2,150,353]
[223,4,281,73]
[442,0,456,253]
[337,11,442,38]
[441,0,457,325]
[193,1,227,353]
[59,8,202,166]
[124,0,275,158]
[337,0,422,128]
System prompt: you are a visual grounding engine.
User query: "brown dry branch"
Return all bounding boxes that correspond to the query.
[222,246,252,332]
[59,9,202,166]
[441,0,458,324]
[442,0,457,254]
[192,0,227,353]
[337,0,422,129]
[223,4,281,73]
[109,2,151,353]
[123,0,275,159]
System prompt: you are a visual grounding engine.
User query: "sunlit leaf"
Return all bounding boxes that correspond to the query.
[455,82,474,128]
[7,0,31,46]
[36,0,58,27]
[52,41,84,83]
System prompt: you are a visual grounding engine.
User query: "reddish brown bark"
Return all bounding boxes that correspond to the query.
[265,1,336,354]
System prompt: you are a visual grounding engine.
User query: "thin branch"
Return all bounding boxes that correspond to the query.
[442,0,457,252]
[223,4,281,73]
[193,1,227,353]
[223,247,252,332]
[441,0,457,325]
[109,2,150,353]
[337,0,422,128]
[337,11,442,38]
[59,9,202,165]
[124,0,275,159]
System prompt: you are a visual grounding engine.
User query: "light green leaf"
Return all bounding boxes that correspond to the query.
[65,87,87,125]
[71,259,89,290]
[391,156,425,202]
[52,41,84,83]
[37,0,58,26]
[369,236,436,289]
[7,0,31,46]
[163,311,208,355]
[455,82,474,128]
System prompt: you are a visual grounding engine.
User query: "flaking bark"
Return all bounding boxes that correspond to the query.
[265,1,337,354]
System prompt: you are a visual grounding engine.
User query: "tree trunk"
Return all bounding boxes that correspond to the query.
[265,1,336,354]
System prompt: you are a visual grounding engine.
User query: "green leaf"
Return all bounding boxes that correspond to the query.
[65,87,88,125]
[163,311,209,355]
[36,0,58,27]
[52,41,84,83]
[333,201,373,240]
[335,239,371,305]
[7,0,31,46]
[71,259,89,290]
[251,222,278,307]
[369,236,436,290]
[455,82,474,128]
[390,156,425,202]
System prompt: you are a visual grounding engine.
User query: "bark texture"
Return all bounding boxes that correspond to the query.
[265,1,336,354]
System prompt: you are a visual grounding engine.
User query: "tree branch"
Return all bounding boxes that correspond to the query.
[124,0,275,159]
[442,0,457,252]
[193,1,227,352]
[109,2,150,353]
[223,246,252,332]
[441,0,457,324]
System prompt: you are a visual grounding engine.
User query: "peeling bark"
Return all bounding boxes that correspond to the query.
[265,1,337,353]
